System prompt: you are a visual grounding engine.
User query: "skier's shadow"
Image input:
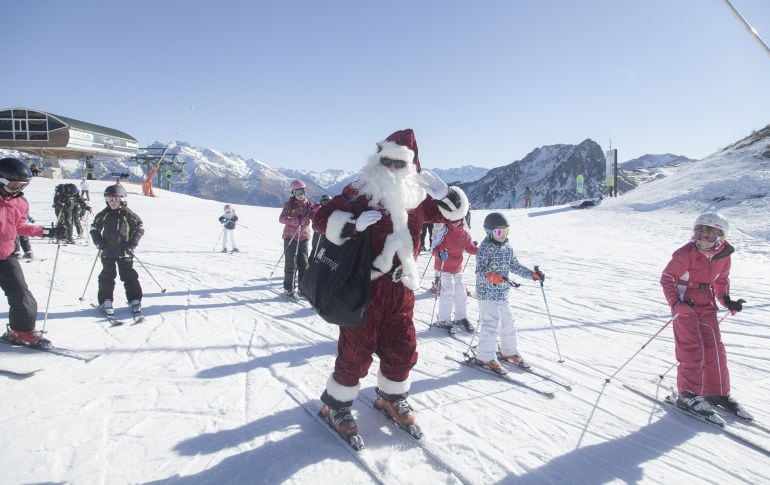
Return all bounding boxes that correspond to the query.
[196,342,335,379]
[502,413,704,484]
[151,407,363,484]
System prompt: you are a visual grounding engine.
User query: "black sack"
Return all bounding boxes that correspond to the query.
[299,230,371,327]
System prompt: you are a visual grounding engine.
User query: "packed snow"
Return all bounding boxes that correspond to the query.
[1,144,769,483]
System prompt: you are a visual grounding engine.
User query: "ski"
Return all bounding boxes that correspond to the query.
[90,303,125,327]
[0,336,100,362]
[446,355,555,399]
[0,367,39,378]
[285,389,382,483]
[623,384,770,457]
[496,352,573,391]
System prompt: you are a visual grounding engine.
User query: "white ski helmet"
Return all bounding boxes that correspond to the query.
[694,212,729,236]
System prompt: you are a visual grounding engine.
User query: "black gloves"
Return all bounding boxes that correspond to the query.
[42,225,67,240]
[723,295,746,314]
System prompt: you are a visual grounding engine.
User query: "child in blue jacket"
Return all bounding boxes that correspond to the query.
[474,212,544,371]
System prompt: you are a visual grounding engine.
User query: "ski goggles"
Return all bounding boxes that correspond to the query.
[292,189,306,196]
[693,224,720,242]
[379,157,407,169]
[105,196,125,203]
[487,227,509,238]
[0,178,29,194]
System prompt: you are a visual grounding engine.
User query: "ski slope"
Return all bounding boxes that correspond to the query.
[1,159,769,483]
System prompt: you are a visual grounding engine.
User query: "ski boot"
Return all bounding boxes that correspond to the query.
[100,299,114,316]
[706,395,754,420]
[432,320,455,334]
[499,353,532,369]
[675,391,725,425]
[319,392,364,450]
[221,248,228,253]
[374,388,422,439]
[22,252,34,261]
[473,357,507,375]
[3,325,52,349]
[453,318,474,333]
[231,248,240,253]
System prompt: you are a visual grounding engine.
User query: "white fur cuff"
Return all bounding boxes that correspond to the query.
[325,374,360,403]
[377,369,410,395]
[325,210,355,246]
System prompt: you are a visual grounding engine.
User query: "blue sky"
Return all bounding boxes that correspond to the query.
[5,0,769,171]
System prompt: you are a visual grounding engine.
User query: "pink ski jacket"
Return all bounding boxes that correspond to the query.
[660,240,733,310]
[0,195,43,260]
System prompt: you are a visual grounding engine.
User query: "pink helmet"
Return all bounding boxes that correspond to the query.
[289,179,306,191]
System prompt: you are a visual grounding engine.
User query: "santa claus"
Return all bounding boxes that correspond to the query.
[311,129,469,443]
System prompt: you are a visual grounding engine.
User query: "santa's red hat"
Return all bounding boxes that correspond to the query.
[375,128,421,173]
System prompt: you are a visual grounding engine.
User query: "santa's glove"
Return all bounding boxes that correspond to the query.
[419,170,449,200]
[723,295,746,315]
[355,210,381,232]
[672,300,695,317]
[438,250,448,262]
[485,272,504,285]
[531,266,546,282]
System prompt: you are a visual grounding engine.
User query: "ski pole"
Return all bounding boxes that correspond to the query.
[657,312,730,381]
[419,253,434,286]
[212,227,225,252]
[291,224,302,289]
[131,252,167,293]
[535,267,564,363]
[269,226,300,279]
[236,223,250,229]
[605,314,676,383]
[428,257,446,329]
[41,241,62,332]
[78,250,102,301]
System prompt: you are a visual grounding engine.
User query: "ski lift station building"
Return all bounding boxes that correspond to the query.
[0,107,138,159]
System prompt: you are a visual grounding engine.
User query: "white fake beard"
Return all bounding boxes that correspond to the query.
[354,156,426,227]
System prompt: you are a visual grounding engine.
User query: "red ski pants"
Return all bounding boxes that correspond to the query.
[332,277,418,387]
[673,306,730,396]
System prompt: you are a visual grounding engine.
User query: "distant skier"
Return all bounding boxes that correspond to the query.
[660,212,751,420]
[0,157,67,348]
[278,180,316,298]
[80,178,90,201]
[473,212,544,370]
[90,184,145,318]
[430,191,478,333]
[218,204,239,253]
[510,187,517,209]
[523,186,533,209]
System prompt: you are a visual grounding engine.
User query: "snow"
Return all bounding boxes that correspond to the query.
[1,151,769,483]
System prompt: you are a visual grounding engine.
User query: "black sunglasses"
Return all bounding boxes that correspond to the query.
[380,157,407,169]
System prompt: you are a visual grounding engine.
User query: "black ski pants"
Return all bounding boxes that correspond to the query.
[0,256,38,332]
[283,238,309,292]
[98,256,142,305]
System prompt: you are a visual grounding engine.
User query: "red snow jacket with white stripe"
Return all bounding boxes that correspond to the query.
[431,222,477,274]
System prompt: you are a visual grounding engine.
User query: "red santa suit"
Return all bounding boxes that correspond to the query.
[312,129,469,408]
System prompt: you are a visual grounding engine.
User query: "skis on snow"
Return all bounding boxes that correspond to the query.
[446,354,556,399]
[623,384,770,457]
[496,351,573,390]
[0,335,100,362]
[91,303,126,326]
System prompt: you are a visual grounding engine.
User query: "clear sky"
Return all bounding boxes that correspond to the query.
[4,0,769,171]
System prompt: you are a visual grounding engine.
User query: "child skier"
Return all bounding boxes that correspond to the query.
[218,204,239,253]
[660,212,751,420]
[431,191,478,332]
[278,180,316,298]
[0,157,67,347]
[474,212,544,371]
[90,184,145,318]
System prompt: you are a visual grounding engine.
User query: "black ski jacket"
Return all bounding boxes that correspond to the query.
[90,205,144,258]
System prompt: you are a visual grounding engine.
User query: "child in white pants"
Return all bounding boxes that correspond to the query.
[218,204,239,253]
[431,221,477,332]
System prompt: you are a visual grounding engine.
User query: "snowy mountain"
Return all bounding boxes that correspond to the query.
[2,123,770,483]
[620,153,697,186]
[458,139,636,209]
[277,167,356,190]
[428,165,488,184]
